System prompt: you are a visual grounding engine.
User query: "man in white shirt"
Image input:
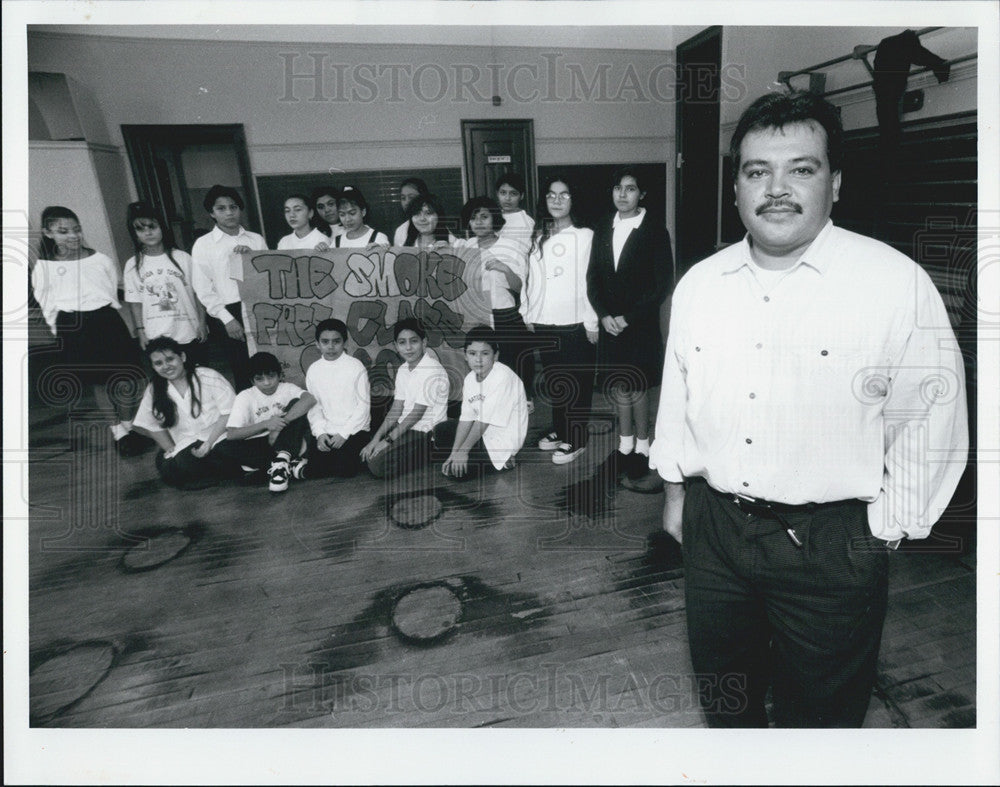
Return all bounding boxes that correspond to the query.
[650,91,968,727]
[191,185,266,390]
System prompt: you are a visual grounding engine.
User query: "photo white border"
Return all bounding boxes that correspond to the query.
[4,1,998,784]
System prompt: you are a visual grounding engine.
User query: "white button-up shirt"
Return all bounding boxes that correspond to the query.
[521,225,598,332]
[612,207,645,270]
[650,221,968,541]
[191,225,266,323]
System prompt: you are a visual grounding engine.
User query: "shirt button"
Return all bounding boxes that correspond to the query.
[821,349,829,356]
[742,481,750,487]
[755,342,763,350]
[749,392,756,399]
[745,438,752,444]
[763,296,770,302]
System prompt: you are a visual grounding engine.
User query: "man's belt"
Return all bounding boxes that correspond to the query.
[706,485,901,550]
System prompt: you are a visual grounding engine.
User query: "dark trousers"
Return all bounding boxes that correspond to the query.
[682,479,889,728]
[206,302,251,390]
[155,441,243,489]
[211,411,311,470]
[493,306,535,396]
[431,419,496,479]
[306,430,370,478]
[534,323,595,447]
[366,430,434,496]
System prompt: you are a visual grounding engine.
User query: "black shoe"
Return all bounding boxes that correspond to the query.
[625,451,649,480]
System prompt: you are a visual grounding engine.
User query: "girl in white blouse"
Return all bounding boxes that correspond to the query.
[133,336,242,489]
[31,205,143,454]
[522,176,599,465]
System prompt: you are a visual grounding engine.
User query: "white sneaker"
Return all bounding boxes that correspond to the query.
[538,431,562,451]
[552,442,585,465]
[268,460,290,492]
[290,457,308,480]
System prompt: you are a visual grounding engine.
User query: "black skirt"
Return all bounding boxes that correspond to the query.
[596,316,663,393]
[55,305,142,388]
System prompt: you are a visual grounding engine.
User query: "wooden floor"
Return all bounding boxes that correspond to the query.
[26,388,977,729]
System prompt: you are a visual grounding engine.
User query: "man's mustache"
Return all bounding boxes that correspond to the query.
[756,200,803,215]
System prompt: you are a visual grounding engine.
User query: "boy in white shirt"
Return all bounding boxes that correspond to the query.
[361,318,448,481]
[212,352,316,492]
[305,319,372,478]
[191,184,266,390]
[439,325,527,479]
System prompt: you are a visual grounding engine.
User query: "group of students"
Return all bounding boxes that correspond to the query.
[31,164,673,491]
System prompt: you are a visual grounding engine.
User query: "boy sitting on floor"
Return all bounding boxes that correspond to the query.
[213,351,315,492]
[438,324,528,479]
[360,317,448,482]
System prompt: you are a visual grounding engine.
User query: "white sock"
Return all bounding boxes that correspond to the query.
[121,419,133,431]
[619,435,635,454]
[110,422,128,440]
[636,438,650,456]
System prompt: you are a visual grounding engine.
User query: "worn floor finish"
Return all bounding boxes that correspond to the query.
[26,395,976,729]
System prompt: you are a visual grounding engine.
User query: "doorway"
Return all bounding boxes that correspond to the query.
[461,119,537,207]
[121,124,260,250]
[675,27,722,273]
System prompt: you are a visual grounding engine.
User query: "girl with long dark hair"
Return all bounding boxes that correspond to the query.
[132,336,241,489]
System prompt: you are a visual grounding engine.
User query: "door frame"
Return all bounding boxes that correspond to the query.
[674,26,722,271]
[460,119,537,207]
[121,123,260,246]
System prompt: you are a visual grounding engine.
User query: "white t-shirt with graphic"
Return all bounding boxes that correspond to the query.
[123,250,201,344]
[227,381,306,440]
[459,361,527,469]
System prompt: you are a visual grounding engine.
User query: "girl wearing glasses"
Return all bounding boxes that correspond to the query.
[521,175,598,465]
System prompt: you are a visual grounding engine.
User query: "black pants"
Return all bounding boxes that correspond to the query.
[493,306,535,396]
[682,479,889,727]
[211,411,311,471]
[306,430,370,478]
[155,441,243,489]
[206,302,251,391]
[534,323,595,447]
[431,419,498,479]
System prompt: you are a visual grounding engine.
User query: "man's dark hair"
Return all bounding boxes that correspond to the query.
[730,91,844,176]
[203,184,245,213]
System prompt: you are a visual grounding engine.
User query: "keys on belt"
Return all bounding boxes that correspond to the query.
[731,494,806,548]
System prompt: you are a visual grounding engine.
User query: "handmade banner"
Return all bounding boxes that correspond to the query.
[240,246,490,399]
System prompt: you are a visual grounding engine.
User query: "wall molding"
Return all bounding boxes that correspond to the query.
[29,139,121,155]
[28,30,677,60]
[251,134,672,155]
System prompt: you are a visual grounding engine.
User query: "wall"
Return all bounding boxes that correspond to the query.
[720,26,978,137]
[28,141,119,263]
[26,30,680,238]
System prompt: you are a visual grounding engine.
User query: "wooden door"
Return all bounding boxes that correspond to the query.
[461,120,537,207]
[121,124,260,249]
[675,27,722,273]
